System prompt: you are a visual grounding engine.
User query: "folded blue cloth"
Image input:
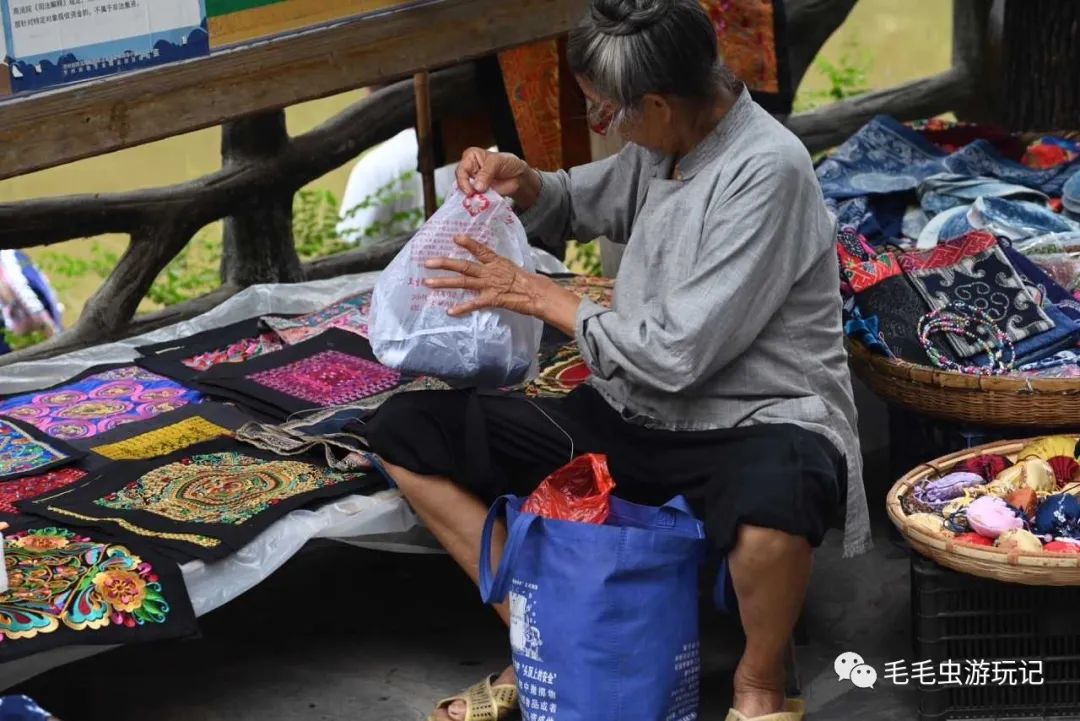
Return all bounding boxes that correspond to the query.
[919,173,1048,216]
[818,115,1080,201]
[973,304,1080,367]
[0,695,53,721]
[1065,169,1080,216]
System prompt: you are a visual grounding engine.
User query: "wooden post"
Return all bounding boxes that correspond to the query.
[220,110,305,287]
[415,71,438,218]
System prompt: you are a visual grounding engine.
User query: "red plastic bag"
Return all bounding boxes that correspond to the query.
[522,453,615,524]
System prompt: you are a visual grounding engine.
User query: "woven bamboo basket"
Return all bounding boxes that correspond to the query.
[888,437,1080,585]
[848,340,1080,429]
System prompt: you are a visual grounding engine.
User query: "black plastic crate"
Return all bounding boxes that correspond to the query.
[912,555,1080,720]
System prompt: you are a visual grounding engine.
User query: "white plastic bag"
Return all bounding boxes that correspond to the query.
[370,189,542,386]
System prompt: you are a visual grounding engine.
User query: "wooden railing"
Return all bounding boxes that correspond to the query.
[0,0,1062,368]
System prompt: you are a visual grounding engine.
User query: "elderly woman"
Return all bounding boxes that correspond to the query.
[365,0,870,719]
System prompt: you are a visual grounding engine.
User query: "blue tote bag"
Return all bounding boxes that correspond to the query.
[479,492,707,721]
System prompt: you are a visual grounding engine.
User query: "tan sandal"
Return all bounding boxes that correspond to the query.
[725,698,806,721]
[427,674,519,721]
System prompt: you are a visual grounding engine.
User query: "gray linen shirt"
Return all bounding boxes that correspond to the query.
[520,88,871,557]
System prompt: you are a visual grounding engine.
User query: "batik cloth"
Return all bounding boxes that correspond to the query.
[136,318,286,384]
[497,0,791,171]
[21,439,383,562]
[0,366,202,442]
[82,402,253,463]
[898,233,1054,358]
[0,525,196,662]
[195,329,407,419]
[260,291,372,346]
[0,416,83,481]
[817,115,1080,202]
[1004,246,1080,321]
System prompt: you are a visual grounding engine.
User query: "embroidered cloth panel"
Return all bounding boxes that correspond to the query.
[0,366,202,441]
[136,318,288,384]
[195,329,408,419]
[21,438,384,562]
[0,416,84,481]
[0,525,197,662]
[261,291,372,346]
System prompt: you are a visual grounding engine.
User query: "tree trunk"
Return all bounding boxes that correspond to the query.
[1000,0,1080,131]
[220,111,305,286]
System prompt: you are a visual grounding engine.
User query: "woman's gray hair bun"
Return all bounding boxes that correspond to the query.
[590,0,674,36]
[568,0,726,109]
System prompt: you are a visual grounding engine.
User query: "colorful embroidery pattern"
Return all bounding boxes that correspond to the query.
[0,528,171,642]
[0,367,202,441]
[0,418,68,477]
[181,332,284,371]
[95,452,363,526]
[0,468,86,515]
[91,417,231,461]
[555,276,615,308]
[525,343,592,398]
[262,291,372,346]
[248,350,400,406]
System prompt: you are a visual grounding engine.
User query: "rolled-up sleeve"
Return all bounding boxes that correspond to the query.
[517,145,649,250]
[576,152,824,394]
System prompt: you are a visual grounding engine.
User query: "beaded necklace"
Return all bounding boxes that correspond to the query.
[916,303,1016,376]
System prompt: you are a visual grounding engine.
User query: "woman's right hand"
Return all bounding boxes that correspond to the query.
[456,147,543,210]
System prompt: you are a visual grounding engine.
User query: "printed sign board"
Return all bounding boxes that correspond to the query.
[0,0,209,93]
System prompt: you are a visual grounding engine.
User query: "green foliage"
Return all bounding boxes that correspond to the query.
[35,241,119,293]
[3,329,49,351]
[793,42,874,113]
[144,233,222,307]
[293,188,352,260]
[338,170,429,245]
[565,240,603,277]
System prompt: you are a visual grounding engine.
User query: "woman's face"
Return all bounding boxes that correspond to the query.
[577,76,676,153]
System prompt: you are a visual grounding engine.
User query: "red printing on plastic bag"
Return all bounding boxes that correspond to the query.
[522,453,615,524]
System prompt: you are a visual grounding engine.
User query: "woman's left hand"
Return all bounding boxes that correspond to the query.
[423,235,581,335]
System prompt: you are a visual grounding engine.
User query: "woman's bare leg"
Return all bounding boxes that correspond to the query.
[382,461,516,720]
[728,525,812,717]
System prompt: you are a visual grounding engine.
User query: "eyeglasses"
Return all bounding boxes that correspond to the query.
[585,97,618,136]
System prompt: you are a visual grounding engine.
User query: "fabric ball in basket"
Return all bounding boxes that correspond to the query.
[942,495,975,517]
[955,531,994,547]
[1018,435,1080,462]
[990,459,1056,495]
[1006,487,1039,519]
[1048,456,1080,487]
[1034,494,1080,538]
[955,454,1013,482]
[994,528,1044,553]
[1044,540,1080,554]
[906,513,953,537]
[911,472,986,512]
[967,496,1025,539]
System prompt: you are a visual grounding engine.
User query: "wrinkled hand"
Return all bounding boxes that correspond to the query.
[456,147,543,210]
[423,235,547,318]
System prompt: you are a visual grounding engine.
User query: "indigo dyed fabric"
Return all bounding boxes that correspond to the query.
[918,173,1048,216]
[1065,170,1080,215]
[1003,246,1080,321]
[0,417,83,481]
[0,366,202,441]
[853,275,941,365]
[906,243,1053,358]
[0,525,196,662]
[817,115,1080,201]
[22,438,384,562]
[971,304,1080,367]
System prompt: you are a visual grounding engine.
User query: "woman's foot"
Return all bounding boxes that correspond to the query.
[431,666,517,721]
